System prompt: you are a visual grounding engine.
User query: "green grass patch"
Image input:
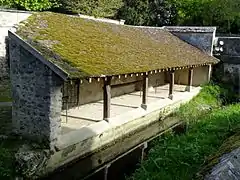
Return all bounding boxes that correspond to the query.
[0,138,21,179]
[0,80,12,102]
[129,84,240,180]
[0,106,17,179]
[0,106,12,135]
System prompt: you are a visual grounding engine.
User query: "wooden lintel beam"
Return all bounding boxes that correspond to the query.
[103,77,111,121]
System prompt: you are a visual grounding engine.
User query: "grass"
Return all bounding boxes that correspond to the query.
[0,80,12,102]
[0,138,20,179]
[129,84,240,180]
[16,12,218,78]
[0,106,17,179]
[0,106,12,134]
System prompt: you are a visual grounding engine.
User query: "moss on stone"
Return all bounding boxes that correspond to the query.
[17,12,219,79]
[197,132,240,179]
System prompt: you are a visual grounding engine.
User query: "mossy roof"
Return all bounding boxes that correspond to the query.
[16,12,219,79]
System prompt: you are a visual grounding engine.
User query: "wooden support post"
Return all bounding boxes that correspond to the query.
[186,68,193,92]
[141,73,148,110]
[104,164,111,180]
[103,77,111,121]
[169,70,175,100]
[66,82,69,123]
[207,64,212,82]
[76,79,80,107]
[141,142,148,162]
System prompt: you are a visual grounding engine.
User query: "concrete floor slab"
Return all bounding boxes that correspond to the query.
[61,84,198,134]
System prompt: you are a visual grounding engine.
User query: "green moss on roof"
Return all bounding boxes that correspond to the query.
[17,12,219,78]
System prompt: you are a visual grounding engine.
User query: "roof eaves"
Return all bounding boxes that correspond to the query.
[8,31,69,81]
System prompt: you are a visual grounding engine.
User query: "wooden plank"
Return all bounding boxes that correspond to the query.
[187,68,193,92]
[142,73,149,108]
[103,77,111,121]
[169,70,175,100]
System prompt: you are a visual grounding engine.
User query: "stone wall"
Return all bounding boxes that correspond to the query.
[214,37,240,64]
[213,37,240,94]
[221,63,240,94]
[165,26,216,55]
[0,10,31,80]
[9,37,63,148]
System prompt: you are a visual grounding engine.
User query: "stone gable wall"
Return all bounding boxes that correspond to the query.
[9,37,63,148]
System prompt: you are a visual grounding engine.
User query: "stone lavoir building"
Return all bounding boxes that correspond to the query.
[8,12,219,178]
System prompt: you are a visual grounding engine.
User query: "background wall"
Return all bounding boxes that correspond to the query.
[63,73,166,109]
[0,10,31,80]
[164,26,216,55]
[214,37,240,64]
[213,36,240,94]
[175,66,210,86]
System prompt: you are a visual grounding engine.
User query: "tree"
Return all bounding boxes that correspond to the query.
[0,0,59,11]
[59,0,123,17]
[149,0,177,26]
[174,0,240,34]
[117,0,177,26]
[117,0,151,25]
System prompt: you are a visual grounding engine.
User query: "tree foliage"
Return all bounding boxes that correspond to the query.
[59,0,123,17]
[174,0,240,34]
[1,0,240,34]
[0,0,59,11]
[117,0,176,26]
